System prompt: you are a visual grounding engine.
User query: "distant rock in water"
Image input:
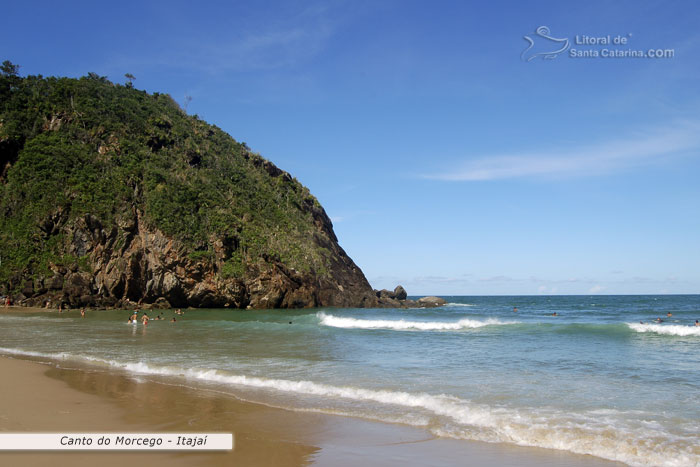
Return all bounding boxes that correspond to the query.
[416,296,447,308]
[0,68,379,309]
[393,285,407,301]
[373,285,446,309]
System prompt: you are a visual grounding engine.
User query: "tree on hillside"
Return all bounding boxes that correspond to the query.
[125,73,135,87]
[0,60,20,77]
[86,72,109,83]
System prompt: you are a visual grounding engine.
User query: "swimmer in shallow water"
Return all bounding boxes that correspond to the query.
[695,320,699,326]
[551,312,558,316]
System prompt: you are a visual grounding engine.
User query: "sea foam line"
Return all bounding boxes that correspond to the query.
[627,323,700,337]
[317,312,516,331]
[0,346,695,466]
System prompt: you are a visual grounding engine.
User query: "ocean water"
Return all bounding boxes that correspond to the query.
[1,295,699,466]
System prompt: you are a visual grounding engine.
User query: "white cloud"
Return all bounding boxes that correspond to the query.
[589,285,606,294]
[425,121,700,181]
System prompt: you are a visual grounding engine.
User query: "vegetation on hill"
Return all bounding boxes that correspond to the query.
[0,61,341,300]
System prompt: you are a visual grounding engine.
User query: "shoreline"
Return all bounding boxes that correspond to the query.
[0,355,623,467]
[1,305,57,313]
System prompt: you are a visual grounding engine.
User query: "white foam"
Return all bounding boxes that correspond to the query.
[0,346,696,466]
[627,323,700,337]
[447,303,477,307]
[0,347,72,359]
[317,312,516,331]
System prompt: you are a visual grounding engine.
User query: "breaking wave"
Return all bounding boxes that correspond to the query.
[627,323,700,337]
[317,312,517,331]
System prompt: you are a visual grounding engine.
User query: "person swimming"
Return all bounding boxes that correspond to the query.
[667,312,672,317]
[551,312,558,316]
[695,320,699,326]
[513,307,518,313]
[656,317,663,323]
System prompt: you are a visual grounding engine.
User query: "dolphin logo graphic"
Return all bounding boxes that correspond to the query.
[521,26,570,61]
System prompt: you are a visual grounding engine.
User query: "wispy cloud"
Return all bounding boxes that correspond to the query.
[478,275,521,282]
[425,121,700,181]
[194,19,332,72]
[106,3,338,76]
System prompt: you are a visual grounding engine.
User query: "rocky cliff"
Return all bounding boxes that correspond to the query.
[0,66,378,309]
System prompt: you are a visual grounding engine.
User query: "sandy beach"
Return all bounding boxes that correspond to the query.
[0,356,320,466]
[0,353,623,467]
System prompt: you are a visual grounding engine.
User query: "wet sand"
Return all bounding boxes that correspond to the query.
[0,356,320,466]
[0,355,625,467]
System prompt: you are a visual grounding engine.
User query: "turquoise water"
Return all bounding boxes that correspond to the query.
[1,295,699,466]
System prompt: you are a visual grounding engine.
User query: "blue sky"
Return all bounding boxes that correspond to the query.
[4,0,700,295]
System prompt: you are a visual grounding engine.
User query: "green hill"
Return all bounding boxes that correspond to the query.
[0,62,378,309]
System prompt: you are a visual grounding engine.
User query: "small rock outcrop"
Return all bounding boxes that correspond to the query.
[373,286,446,309]
[393,285,407,301]
[417,296,448,307]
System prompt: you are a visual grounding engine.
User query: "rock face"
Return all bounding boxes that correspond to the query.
[12,208,378,310]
